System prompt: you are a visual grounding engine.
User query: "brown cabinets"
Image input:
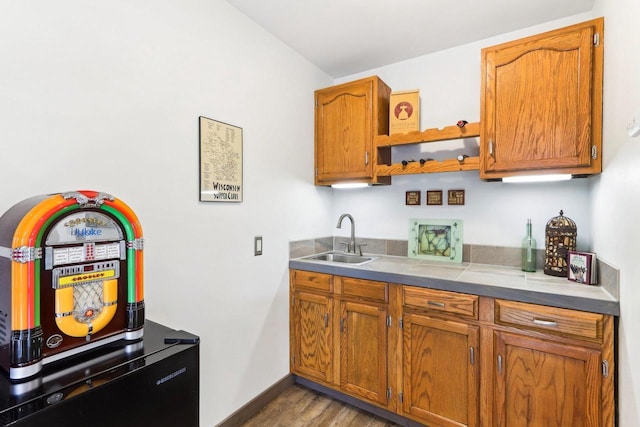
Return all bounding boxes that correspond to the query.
[289,270,333,383]
[290,269,615,426]
[313,19,604,183]
[491,299,614,427]
[290,271,395,409]
[338,277,390,406]
[402,287,480,427]
[480,18,604,180]
[314,76,391,186]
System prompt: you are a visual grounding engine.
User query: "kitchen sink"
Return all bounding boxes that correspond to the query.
[301,252,377,265]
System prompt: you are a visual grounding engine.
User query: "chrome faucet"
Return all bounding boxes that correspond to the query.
[336,213,360,255]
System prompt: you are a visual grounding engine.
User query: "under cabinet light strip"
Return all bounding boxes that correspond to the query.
[502,174,572,183]
[331,183,370,189]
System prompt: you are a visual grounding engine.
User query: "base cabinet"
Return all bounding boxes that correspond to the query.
[290,270,334,384]
[493,332,602,427]
[340,300,388,406]
[290,270,615,427]
[490,299,615,427]
[291,290,333,383]
[403,314,479,427]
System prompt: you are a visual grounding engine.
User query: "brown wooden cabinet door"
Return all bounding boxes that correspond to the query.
[291,291,333,383]
[339,300,389,406]
[314,76,391,185]
[494,331,602,427]
[402,313,479,427]
[315,79,373,183]
[480,18,603,179]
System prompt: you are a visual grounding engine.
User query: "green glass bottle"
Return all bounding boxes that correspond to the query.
[521,219,537,272]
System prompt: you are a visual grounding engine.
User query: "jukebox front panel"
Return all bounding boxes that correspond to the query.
[0,190,144,380]
[39,210,129,359]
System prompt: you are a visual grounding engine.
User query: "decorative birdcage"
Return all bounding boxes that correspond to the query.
[544,210,577,277]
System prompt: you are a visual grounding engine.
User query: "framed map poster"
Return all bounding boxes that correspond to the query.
[199,116,243,202]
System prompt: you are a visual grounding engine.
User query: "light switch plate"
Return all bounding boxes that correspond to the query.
[254,236,263,256]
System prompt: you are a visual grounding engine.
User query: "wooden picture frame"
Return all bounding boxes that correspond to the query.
[199,116,243,202]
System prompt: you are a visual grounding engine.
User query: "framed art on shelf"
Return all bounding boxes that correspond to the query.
[199,116,243,202]
[568,250,598,285]
[408,218,463,263]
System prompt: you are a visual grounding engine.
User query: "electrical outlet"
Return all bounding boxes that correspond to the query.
[254,236,263,256]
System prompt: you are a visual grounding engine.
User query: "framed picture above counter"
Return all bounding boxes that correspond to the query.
[408,218,463,263]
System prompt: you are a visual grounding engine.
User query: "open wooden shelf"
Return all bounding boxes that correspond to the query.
[374,122,480,147]
[376,156,480,176]
[374,121,481,176]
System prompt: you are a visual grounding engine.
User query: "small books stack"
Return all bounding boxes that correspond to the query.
[568,251,597,285]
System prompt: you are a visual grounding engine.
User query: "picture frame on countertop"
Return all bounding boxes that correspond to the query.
[408,218,463,263]
[568,250,598,285]
[199,116,243,202]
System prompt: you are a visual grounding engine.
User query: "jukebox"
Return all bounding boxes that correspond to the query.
[0,190,144,380]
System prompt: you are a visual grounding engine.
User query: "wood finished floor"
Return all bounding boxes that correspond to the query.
[240,385,402,427]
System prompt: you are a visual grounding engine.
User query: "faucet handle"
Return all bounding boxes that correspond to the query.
[357,242,367,256]
[338,241,350,252]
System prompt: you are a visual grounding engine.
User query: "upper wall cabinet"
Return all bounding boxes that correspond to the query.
[480,18,604,180]
[315,76,391,186]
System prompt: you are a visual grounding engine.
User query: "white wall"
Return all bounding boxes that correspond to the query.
[332,13,597,251]
[590,0,640,425]
[0,1,332,425]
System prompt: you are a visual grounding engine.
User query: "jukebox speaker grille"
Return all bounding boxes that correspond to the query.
[73,281,104,323]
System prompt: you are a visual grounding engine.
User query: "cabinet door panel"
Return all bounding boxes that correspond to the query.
[316,81,372,181]
[340,300,388,406]
[292,292,332,383]
[494,331,601,427]
[403,314,479,427]
[481,18,603,179]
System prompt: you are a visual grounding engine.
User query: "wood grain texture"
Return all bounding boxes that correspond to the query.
[480,18,604,179]
[314,76,391,185]
[403,286,478,319]
[493,332,601,427]
[495,299,604,342]
[340,300,389,406]
[292,291,333,383]
[240,384,401,427]
[340,277,389,303]
[402,313,479,427]
[374,122,480,147]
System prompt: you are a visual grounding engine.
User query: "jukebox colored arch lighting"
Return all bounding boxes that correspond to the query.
[9,190,144,331]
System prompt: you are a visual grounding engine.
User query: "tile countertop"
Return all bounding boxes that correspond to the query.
[289,255,620,316]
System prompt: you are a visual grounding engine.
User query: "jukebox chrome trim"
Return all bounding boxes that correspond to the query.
[9,361,43,381]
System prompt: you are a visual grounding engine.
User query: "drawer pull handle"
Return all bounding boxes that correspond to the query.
[533,319,558,327]
[428,301,445,308]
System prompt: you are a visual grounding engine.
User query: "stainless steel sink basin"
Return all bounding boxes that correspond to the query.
[302,252,377,265]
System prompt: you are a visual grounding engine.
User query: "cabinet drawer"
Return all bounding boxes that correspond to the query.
[340,277,388,303]
[292,270,333,293]
[403,286,478,319]
[495,299,604,341]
